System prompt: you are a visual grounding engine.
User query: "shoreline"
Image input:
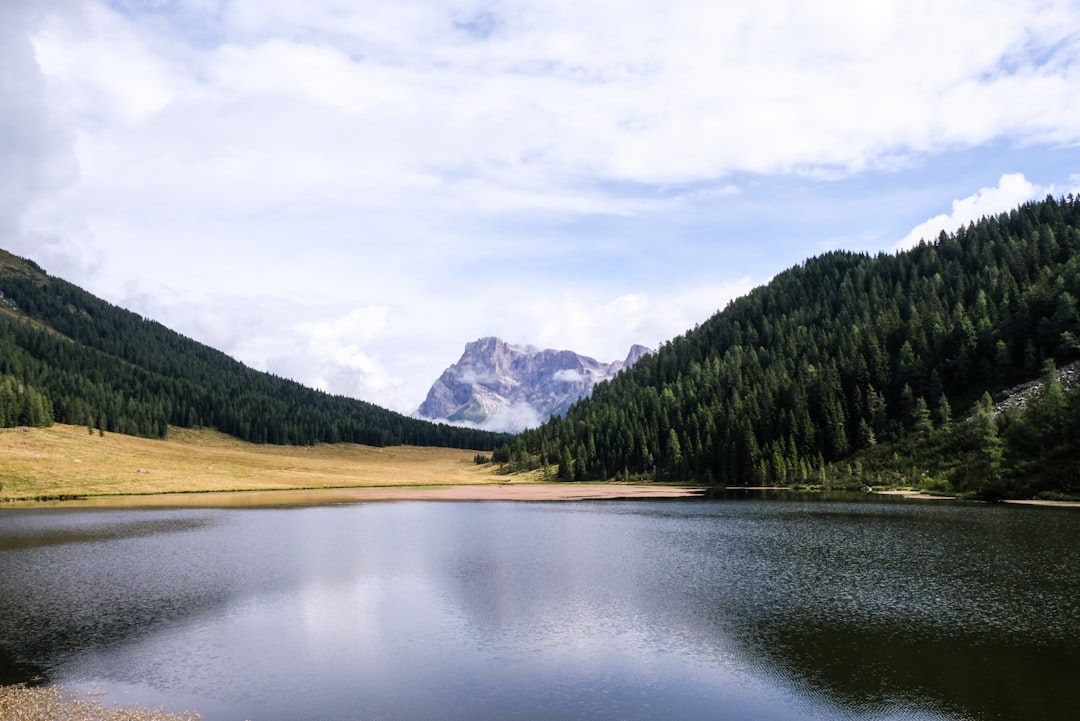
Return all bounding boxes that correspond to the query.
[873,489,958,500]
[1001,498,1080,508]
[874,489,1080,507]
[4,425,1076,509]
[5,483,1078,509]
[0,483,708,509]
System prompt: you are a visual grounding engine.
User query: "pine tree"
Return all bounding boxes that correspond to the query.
[936,394,952,430]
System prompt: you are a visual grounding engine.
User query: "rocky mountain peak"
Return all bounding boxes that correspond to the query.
[623,344,651,366]
[417,337,651,432]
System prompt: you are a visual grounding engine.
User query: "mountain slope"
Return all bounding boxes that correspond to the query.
[0,250,507,450]
[521,195,1080,498]
[417,337,651,431]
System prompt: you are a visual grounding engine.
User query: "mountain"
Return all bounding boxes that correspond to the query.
[417,337,652,431]
[518,194,1080,500]
[0,249,507,451]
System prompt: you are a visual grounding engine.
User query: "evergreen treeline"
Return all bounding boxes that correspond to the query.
[820,362,1080,500]
[520,195,1080,498]
[0,374,54,428]
[997,362,1080,498]
[0,251,507,450]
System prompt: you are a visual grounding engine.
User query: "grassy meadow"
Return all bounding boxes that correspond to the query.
[0,423,509,502]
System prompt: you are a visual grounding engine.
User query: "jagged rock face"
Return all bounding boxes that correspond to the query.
[417,337,651,431]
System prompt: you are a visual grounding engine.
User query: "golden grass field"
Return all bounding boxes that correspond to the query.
[0,424,704,506]
[0,423,506,501]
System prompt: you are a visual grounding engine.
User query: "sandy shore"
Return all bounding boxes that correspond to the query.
[873,489,957,500]
[4,483,707,509]
[1003,498,1080,508]
[874,490,1080,507]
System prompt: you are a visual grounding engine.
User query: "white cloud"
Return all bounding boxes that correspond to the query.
[512,281,755,365]
[552,369,585,383]
[297,306,390,346]
[1068,174,1080,196]
[262,305,401,401]
[270,345,399,402]
[34,2,180,126]
[896,173,1042,250]
[23,1,1080,248]
[28,0,1080,225]
[0,0,79,249]
[5,0,1080,417]
[480,402,544,433]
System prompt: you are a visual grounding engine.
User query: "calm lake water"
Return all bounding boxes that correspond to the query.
[1,496,1078,721]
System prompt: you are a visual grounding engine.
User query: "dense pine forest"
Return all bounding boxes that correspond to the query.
[0,250,507,451]
[519,195,1080,500]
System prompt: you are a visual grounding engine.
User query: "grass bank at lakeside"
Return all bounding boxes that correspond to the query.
[0,424,702,507]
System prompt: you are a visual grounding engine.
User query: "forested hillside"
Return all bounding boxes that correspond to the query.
[520,195,1080,499]
[0,251,506,451]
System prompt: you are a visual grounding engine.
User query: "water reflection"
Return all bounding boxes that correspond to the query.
[1,499,1077,721]
[754,618,1078,720]
[0,510,229,677]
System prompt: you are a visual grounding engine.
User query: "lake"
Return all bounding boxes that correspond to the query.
[1,496,1078,720]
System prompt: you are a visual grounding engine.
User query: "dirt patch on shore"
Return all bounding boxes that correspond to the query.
[337,483,705,503]
[1003,499,1080,508]
[875,490,1080,507]
[874,489,956,500]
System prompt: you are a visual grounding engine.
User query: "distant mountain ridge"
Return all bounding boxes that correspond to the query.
[417,337,651,431]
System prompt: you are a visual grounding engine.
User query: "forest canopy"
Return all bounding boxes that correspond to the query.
[519,194,1080,500]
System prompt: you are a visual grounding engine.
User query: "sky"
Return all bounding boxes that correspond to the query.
[3,0,1080,420]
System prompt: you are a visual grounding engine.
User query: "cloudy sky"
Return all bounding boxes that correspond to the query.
[3,0,1080,416]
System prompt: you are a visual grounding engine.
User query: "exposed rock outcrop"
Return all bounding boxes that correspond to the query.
[991,360,1080,416]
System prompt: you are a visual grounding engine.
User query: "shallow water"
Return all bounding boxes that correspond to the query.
[1,497,1077,720]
